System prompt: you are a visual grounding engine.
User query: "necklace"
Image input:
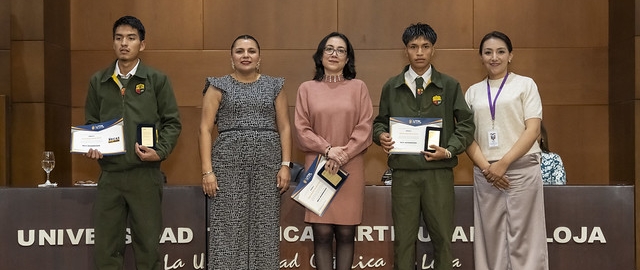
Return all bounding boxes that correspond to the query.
[232,73,260,84]
[323,74,344,83]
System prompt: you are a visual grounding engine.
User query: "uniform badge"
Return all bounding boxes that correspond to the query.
[432,95,442,105]
[135,84,145,94]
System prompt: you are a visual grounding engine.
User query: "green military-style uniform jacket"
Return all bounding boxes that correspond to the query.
[373,65,475,169]
[85,60,181,171]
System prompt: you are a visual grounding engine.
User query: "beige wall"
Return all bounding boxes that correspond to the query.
[1,0,625,187]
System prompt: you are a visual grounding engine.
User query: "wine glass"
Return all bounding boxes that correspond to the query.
[38,151,57,187]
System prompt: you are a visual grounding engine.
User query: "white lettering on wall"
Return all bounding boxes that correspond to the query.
[17,227,193,246]
[421,254,463,269]
[547,226,606,244]
[279,252,301,268]
[280,226,314,242]
[160,227,193,244]
[192,253,205,269]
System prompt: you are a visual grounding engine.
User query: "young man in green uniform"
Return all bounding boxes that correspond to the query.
[84,15,181,270]
[372,23,474,270]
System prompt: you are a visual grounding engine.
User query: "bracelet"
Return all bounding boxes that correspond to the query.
[325,146,332,157]
[445,149,452,159]
[202,171,214,177]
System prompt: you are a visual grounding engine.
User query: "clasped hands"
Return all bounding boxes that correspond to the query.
[482,161,510,190]
[325,146,348,175]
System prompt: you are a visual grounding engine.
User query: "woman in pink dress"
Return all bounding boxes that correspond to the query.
[294,32,373,270]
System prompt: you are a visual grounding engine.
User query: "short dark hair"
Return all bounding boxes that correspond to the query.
[479,31,513,55]
[402,23,437,46]
[113,16,145,41]
[312,32,356,81]
[231,34,261,53]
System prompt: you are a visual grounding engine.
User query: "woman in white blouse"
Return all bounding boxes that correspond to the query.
[465,31,549,270]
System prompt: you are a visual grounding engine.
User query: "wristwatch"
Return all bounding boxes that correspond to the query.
[281,161,293,168]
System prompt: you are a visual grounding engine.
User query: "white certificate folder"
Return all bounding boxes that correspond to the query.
[389,117,443,154]
[291,154,348,216]
[70,118,126,155]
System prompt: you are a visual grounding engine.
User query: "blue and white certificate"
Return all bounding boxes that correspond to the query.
[70,118,126,155]
[389,117,443,154]
[291,154,349,216]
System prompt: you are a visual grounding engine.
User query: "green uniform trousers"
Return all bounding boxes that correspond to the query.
[93,167,164,270]
[391,168,454,270]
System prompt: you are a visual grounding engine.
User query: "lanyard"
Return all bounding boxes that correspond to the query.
[486,72,509,129]
[111,70,125,96]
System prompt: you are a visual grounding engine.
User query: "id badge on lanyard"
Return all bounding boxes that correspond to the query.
[486,73,509,148]
[487,130,499,148]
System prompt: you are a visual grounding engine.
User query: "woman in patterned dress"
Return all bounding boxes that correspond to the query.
[199,34,292,270]
[294,32,373,270]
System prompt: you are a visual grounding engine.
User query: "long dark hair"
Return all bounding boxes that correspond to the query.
[539,122,550,153]
[312,32,356,81]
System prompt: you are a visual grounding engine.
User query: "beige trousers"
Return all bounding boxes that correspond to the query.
[473,153,549,270]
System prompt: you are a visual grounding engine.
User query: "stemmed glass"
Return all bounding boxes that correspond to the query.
[38,151,57,187]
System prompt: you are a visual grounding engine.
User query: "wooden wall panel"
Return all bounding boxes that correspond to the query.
[510,48,608,106]
[142,51,231,106]
[45,43,71,106]
[11,0,44,41]
[203,0,338,50]
[0,95,7,186]
[43,0,69,48]
[155,107,201,185]
[10,103,45,187]
[0,51,9,96]
[70,51,117,107]
[636,37,640,98]
[259,50,318,105]
[608,0,635,184]
[637,0,640,36]
[11,41,44,102]
[543,105,609,184]
[70,0,203,50]
[432,49,486,91]
[339,0,473,49]
[357,50,410,105]
[0,0,8,49]
[454,153,474,185]
[609,101,635,184]
[636,100,640,180]
[474,0,608,48]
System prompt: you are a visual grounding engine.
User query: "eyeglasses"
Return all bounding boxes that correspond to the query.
[323,47,347,56]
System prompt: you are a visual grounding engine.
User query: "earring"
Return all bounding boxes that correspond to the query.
[508,60,512,63]
[256,61,260,72]
[231,62,235,70]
